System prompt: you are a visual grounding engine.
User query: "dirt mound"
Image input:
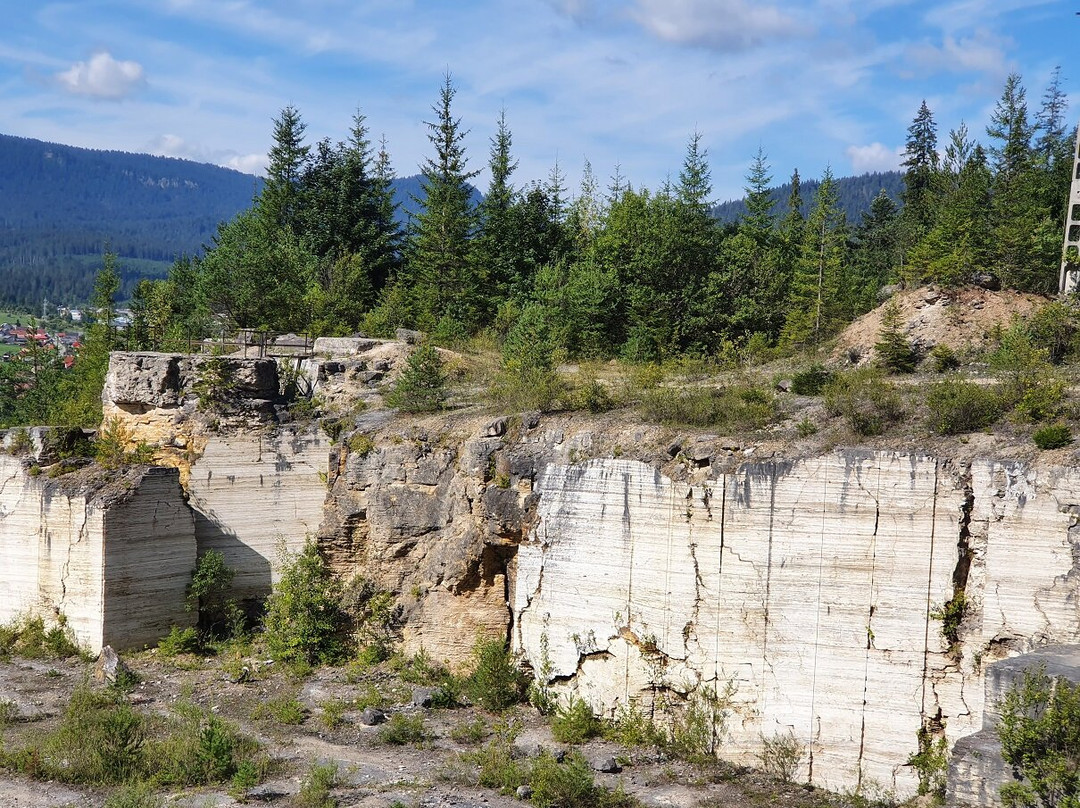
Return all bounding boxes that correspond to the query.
[831,285,1049,366]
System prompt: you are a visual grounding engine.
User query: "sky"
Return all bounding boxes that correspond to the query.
[2,0,1078,203]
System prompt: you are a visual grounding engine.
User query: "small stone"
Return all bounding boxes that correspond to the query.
[93,645,130,685]
[483,417,509,438]
[775,379,793,393]
[395,327,424,344]
[359,707,385,726]
[516,785,534,799]
[593,756,621,773]
[412,686,437,708]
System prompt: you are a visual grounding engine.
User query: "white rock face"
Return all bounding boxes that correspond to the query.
[186,428,330,601]
[0,455,195,650]
[514,452,988,798]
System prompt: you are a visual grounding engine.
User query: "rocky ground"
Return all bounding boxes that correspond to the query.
[0,649,891,808]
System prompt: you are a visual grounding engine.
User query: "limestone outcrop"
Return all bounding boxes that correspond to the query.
[8,350,1080,802]
[0,454,195,650]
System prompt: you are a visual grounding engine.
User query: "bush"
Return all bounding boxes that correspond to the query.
[384,343,447,413]
[875,301,918,374]
[296,760,339,808]
[0,614,81,661]
[463,636,527,712]
[823,368,904,437]
[929,344,960,372]
[493,304,566,412]
[790,364,833,395]
[158,626,201,657]
[40,686,145,784]
[102,782,164,808]
[377,712,427,746]
[262,539,349,666]
[760,730,804,783]
[1034,424,1073,450]
[998,665,1080,808]
[641,384,775,432]
[528,750,597,808]
[552,696,602,745]
[187,549,241,638]
[253,695,306,725]
[573,377,616,413]
[925,378,1003,435]
[94,417,154,469]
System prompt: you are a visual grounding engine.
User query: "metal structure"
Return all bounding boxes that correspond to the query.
[1061,124,1080,293]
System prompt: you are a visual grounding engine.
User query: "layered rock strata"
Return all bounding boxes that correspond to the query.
[0,454,195,650]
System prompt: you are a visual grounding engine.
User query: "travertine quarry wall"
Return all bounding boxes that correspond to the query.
[0,454,195,650]
[9,350,1080,801]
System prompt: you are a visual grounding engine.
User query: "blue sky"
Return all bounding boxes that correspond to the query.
[2,0,1076,202]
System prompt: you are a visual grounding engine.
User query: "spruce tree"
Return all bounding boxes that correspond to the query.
[900,101,940,244]
[406,73,480,332]
[262,105,310,232]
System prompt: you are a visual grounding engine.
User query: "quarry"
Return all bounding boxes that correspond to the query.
[3,293,1080,808]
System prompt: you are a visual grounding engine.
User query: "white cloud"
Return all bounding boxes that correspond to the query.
[56,52,144,99]
[226,153,268,176]
[845,142,904,173]
[904,28,1012,78]
[630,0,804,51]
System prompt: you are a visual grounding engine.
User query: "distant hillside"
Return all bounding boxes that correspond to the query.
[0,133,473,310]
[0,134,263,308]
[713,170,904,224]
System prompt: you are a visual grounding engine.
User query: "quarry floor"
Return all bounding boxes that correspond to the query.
[0,651,898,808]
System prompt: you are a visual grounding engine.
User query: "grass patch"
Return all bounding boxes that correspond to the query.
[552,696,603,745]
[640,383,775,432]
[0,614,83,661]
[377,713,428,746]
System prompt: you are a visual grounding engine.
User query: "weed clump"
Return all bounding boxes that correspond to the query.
[1033,423,1073,450]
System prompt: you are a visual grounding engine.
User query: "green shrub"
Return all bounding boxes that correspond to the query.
[930,591,967,649]
[528,750,597,808]
[187,549,238,635]
[552,696,602,745]
[990,322,1066,422]
[875,300,918,374]
[929,344,960,372]
[296,760,339,808]
[148,698,261,787]
[907,726,947,798]
[493,304,566,412]
[94,417,154,469]
[384,343,447,413]
[574,377,615,413]
[925,378,1003,435]
[377,713,427,746]
[346,432,375,457]
[759,730,804,783]
[102,782,164,808]
[998,665,1080,808]
[641,384,775,432]
[1034,424,1073,450]
[262,539,349,666]
[0,614,81,661]
[158,626,201,657]
[40,686,146,784]
[823,368,904,437]
[253,695,306,725]
[464,729,525,792]
[464,636,527,712]
[604,702,661,749]
[790,364,833,395]
[450,716,489,744]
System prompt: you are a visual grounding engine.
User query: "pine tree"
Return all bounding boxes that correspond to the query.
[406,74,480,332]
[474,109,520,308]
[262,105,310,232]
[742,145,776,238]
[900,101,940,241]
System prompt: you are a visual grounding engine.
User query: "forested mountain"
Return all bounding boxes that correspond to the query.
[0,133,474,310]
[0,134,263,308]
[713,171,904,224]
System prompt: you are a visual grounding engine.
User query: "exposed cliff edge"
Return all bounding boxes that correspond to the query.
[5,347,1080,803]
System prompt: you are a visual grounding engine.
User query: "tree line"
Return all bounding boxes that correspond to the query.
[2,69,1074,428]
[126,70,1071,363]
